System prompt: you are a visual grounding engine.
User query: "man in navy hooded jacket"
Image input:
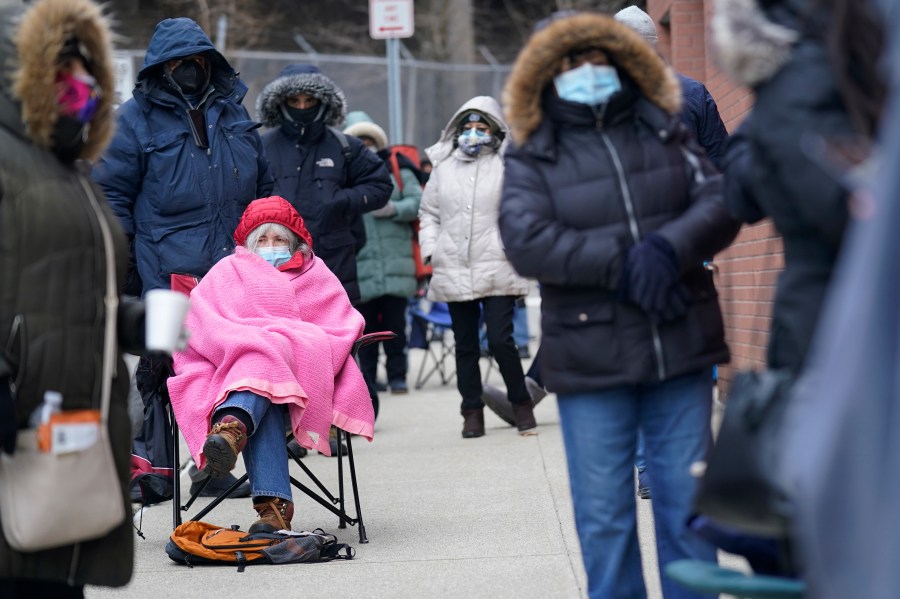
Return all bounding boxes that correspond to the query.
[93,17,273,295]
[93,17,272,500]
[256,64,392,305]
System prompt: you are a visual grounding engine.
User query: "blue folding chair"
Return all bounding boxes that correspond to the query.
[409,301,455,389]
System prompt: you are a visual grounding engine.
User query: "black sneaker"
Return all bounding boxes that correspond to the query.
[188,466,251,498]
[389,380,409,394]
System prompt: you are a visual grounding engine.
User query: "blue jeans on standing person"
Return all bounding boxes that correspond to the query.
[636,432,647,474]
[556,369,717,599]
[214,390,291,502]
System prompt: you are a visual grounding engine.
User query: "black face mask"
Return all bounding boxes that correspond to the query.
[170,60,210,95]
[51,115,88,163]
[285,104,322,126]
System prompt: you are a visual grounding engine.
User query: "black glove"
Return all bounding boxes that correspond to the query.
[653,283,690,324]
[620,232,681,314]
[117,296,147,355]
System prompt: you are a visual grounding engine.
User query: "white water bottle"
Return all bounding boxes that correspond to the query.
[28,390,63,428]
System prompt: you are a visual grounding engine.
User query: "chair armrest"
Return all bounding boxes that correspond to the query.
[352,332,397,357]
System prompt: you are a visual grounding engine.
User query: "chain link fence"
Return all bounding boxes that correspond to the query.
[114,49,512,156]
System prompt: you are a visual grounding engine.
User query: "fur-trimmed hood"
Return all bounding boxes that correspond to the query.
[256,63,347,128]
[503,12,681,143]
[0,0,115,161]
[711,0,800,88]
[425,95,509,166]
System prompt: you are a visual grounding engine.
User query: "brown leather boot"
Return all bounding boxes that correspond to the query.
[461,408,485,438]
[512,401,538,436]
[202,415,248,478]
[248,497,294,534]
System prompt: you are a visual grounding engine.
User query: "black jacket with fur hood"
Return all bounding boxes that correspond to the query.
[499,13,740,392]
[256,64,392,305]
[0,0,133,587]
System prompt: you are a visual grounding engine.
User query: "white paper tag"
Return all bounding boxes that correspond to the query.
[51,421,100,454]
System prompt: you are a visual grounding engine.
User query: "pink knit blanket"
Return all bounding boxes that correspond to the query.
[167,247,373,467]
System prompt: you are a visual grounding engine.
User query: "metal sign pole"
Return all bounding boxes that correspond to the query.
[387,38,403,144]
[369,0,414,145]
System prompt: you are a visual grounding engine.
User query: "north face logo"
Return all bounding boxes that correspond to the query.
[316,158,335,167]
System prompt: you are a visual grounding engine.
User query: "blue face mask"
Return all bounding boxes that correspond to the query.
[256,246,293,267]
[554,63,622,106]
[457,128,493,156]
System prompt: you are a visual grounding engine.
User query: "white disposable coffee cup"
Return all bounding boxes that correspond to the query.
[145,289,191,354]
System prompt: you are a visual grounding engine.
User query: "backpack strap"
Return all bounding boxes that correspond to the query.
[328,126,353,185]
[320,542,356,561]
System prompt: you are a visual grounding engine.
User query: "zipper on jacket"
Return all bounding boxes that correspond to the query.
[600,134,667,381]
[466,158,482,267]
[593,103,609,130]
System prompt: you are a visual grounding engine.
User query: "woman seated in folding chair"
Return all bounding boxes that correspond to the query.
[167,196,374,534]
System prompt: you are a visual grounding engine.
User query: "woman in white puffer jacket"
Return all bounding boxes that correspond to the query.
[418,96,532,439]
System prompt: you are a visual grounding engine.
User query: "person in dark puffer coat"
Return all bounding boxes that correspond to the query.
[256,65,392,305]
[0,0,141,594]
[499,12,740,599]
[93,16,270,499]
[93,17,274,296]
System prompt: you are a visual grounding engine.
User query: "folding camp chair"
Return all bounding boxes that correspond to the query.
[409,300,455,389]
[165,272,392,543]
[169,331,393,544]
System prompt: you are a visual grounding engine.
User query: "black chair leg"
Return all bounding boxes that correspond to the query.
[188,473,249,522]
[344,433,367,543]
[171,407,182,529]
[337,428,346,529]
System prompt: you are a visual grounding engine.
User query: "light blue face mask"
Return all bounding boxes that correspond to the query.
[256,246,293,267]
[457,128,493,156]
[554,63,622,106]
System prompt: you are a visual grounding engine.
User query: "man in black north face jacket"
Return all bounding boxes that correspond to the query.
[256,64,392,305]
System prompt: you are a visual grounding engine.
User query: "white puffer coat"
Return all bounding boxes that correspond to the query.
[418,96,529,302]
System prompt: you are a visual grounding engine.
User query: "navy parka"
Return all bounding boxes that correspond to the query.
[93,18,273,294]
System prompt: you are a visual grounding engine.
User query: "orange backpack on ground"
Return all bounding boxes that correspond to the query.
[166,520,354,571]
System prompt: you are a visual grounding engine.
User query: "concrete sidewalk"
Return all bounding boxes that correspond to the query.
[89,346,744,599]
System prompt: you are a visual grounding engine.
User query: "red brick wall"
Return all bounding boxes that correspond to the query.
[647,0,782,389]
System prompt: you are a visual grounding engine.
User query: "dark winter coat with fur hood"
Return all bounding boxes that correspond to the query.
[499,13,740,393]
[256,64,392,305]
[713,0,859,371]
[0,0,133,587]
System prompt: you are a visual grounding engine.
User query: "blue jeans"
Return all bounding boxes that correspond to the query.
[636,432,647,474]
[215,391,291,502]
[557,369,717,599]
